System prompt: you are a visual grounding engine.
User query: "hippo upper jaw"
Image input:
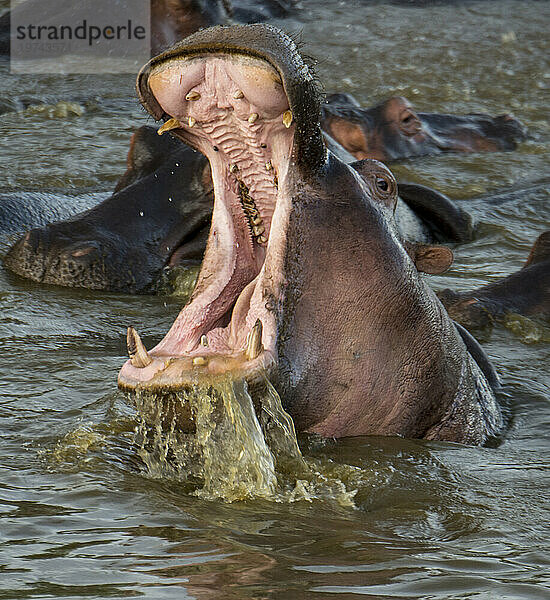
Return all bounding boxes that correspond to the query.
[118,27,313,392]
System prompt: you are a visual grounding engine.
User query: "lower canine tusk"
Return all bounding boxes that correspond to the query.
[157,118,181,135]
[127,326,152,368]
[245,319,263,361]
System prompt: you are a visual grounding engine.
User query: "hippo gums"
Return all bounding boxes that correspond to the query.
[118,24,502,444]
[321,93,527,162]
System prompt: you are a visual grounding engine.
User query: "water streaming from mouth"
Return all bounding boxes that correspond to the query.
[130,374,361,505]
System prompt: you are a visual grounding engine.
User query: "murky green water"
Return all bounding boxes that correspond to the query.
[0,1,549,598]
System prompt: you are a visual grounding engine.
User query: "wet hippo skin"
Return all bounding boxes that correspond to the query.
[438,232,550,329]
[4,135,213,292]
[117,23,503,445]
[321,92,527,162]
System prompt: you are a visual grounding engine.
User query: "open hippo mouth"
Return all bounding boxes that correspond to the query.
[118,25,324,392]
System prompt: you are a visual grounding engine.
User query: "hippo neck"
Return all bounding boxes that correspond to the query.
[274,154,468,436]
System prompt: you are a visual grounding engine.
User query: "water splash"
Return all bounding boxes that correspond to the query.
[132,374,363,505]
[504,313,550,344]
[155,265,200,300]
[48,422,106,468]
[23,101,84,119]
[133,377,277,502]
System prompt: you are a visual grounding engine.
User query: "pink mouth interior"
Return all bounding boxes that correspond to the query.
[120,53,295,384]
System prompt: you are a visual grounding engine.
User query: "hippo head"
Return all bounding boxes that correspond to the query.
[119,24,500,443]
[119,23,325,389]
[321,94,527,162]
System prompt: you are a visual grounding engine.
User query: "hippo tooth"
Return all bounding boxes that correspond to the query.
[200,335,208,347]
[127,327,152,368]
[157,118,181,136]
[245,319,263,361]
[253,224,265,237]
[193,356,207,366]
[282,110,293,128]
[251,215,263,226]
[229,163,239,173]
[248,113,259,124]
[188,116,196,128]
[233,89,244,99]
[265,161,272,171]
[185,90,201,101]
[257,234,267,244]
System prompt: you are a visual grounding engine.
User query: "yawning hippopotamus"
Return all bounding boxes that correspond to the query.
[118,24,502,444]
[438,232,550,329]
[321,93,527,162]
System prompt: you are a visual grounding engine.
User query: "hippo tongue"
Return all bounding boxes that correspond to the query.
[119,52,295,387]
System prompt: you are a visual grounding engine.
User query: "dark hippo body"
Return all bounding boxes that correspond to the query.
[0,192,104,238]
[151,0,296,54]
[439,232,550,329]
[4,134,212,292]
[322,93,527,162]
[116,23,502,444]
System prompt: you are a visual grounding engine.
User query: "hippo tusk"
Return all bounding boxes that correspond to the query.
[127,326,152,368]
[157,118,181,135]
[282,110,293,128]
[185,90,201,101]
[245,319,263,361]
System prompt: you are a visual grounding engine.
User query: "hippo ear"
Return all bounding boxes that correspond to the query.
[406,243,454,274]
[524,231,550,267]
[321,115,370,159]
[325,92,362,108]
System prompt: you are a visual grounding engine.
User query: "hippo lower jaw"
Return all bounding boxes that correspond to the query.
[118,52,296,392]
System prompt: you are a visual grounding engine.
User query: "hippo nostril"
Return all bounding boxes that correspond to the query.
[22,228,45,253]
[61,242,101,263]
[71,246,96,258]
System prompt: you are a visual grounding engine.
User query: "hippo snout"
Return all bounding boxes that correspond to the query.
[4,228,48,283]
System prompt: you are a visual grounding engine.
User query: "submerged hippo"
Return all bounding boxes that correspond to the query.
[152,0,296,54]
[3,133,213,292]
[438,232,550,329]
[118,24,502,444]
[322,93,527,162]
[4,122,473,291]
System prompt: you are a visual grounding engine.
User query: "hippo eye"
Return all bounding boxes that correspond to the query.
[402,114,413,124]
[376,177,389,192]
